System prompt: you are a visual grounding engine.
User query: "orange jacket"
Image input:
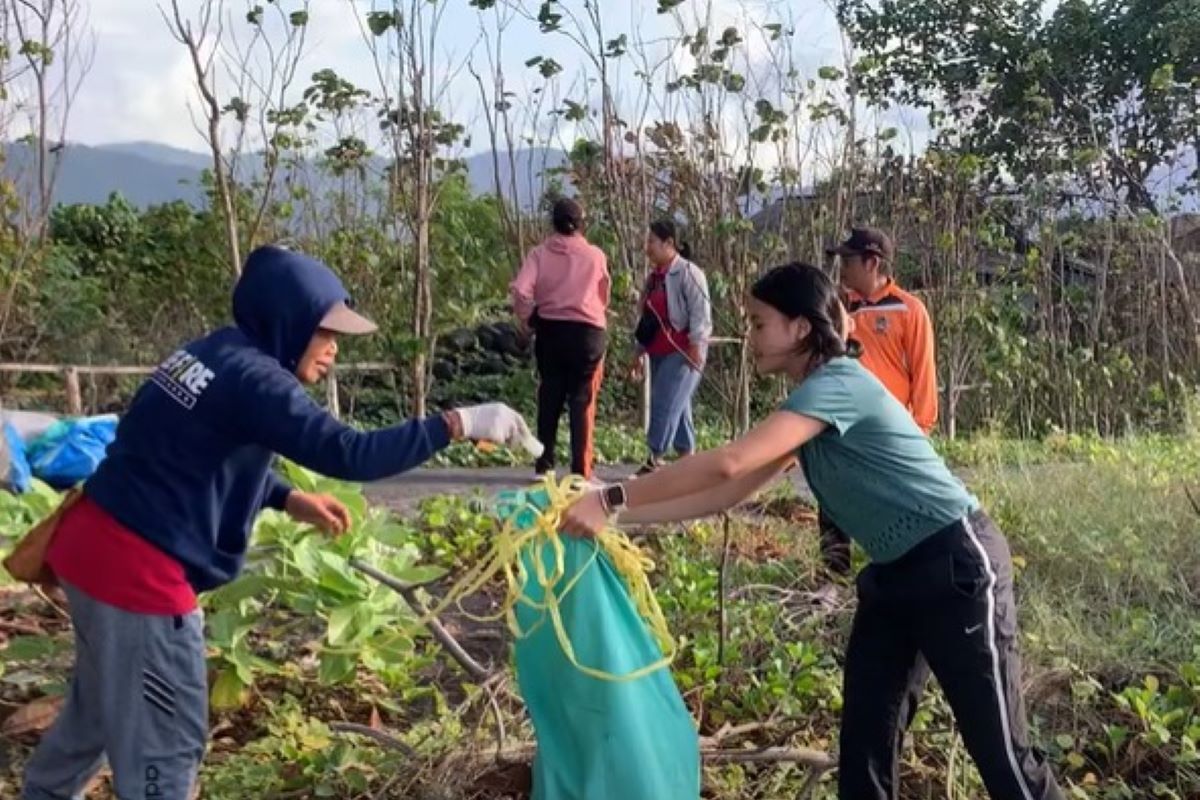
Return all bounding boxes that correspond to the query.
[847,279,938,433]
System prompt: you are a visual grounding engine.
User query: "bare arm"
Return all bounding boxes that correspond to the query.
[618,455,794,525]
[622,411,825,511]
[561,411,824,538]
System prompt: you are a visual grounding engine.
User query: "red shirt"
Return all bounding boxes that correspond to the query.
[46,495,197,615]
[644,267,690,357]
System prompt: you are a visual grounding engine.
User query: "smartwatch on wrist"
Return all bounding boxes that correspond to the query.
[600,483,628,516]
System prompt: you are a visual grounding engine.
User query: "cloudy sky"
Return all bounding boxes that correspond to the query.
[55,0,855,156]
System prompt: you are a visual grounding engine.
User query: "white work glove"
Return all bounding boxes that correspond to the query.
[455,403,544,458]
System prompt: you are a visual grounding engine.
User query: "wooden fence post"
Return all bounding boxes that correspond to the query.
[63,367,82,416]
[326,368,340,420]
[641,355,651,434]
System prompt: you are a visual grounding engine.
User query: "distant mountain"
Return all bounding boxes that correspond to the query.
[10,139,1187,216]
[0,140,571,212]
[462,147,570,209]
[3,141,207,208]
[96,141,213,171]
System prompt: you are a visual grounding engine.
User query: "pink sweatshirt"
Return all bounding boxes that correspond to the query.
[510,234,610,329]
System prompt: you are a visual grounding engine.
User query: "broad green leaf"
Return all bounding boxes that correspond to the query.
[206,574,280,608]
[383,549,416,575]
[330,486,368,520]
[318,650,356,684]
[280,461,319,493]
[207,609,251,648]
[368,631,415,662]
[290,536,322,579]
[327,604,359,646]
[1,635,66,662]
[318,551,364,597]
[393,565,447,585]
[371,521,414,549]
[211,668,249,710]
[228,640,259,685]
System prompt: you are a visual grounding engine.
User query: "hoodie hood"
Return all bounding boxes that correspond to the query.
[232,246,350,369]
[544,233,589,255]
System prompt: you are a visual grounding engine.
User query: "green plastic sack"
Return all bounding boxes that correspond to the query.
[498,487,701,800]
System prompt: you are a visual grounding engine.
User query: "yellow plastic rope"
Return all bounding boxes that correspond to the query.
[416,474,676,682]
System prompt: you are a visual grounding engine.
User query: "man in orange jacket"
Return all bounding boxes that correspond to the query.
[823,226,939,575]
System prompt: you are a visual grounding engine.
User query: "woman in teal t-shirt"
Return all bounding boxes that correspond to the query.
[563,263,1063,800]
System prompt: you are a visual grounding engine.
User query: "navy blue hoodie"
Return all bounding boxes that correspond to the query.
[85,246,451,592]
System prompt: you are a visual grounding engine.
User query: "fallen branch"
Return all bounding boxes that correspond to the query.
[329,722,417,757]
[345,565,838,779]
[445,739,834,773]
[369,772,405,800]
[728,583,797,600]
[699,742,834,770]
[349,557,492,683]
[707,720,779,744]
[33,586,68,619]
[0,618,46,636]
[484,678,518,765]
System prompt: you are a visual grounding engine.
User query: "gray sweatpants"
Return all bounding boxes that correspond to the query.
[23,581,208,800]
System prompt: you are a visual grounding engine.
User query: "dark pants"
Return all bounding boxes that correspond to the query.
[820,507,929,773]
[839,511,1064,800]
[533,318,606,478]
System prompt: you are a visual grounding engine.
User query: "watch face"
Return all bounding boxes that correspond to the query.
[604,484,626,509]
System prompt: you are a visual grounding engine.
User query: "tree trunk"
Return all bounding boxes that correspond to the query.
[412,204,431,419]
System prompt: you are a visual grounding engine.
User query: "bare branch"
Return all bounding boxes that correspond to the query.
[162,0,241,276]
[349,557,494,684]
[329,721,418,757]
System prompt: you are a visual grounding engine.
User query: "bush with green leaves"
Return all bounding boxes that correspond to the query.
[201,461,453,708]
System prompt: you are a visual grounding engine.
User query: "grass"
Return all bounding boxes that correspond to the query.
[970,436,1199,674]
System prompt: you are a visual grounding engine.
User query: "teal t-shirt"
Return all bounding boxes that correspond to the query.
[781,357,978,563]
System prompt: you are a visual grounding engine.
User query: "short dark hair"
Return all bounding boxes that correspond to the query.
[551,198,585,235]
[751,262,854,367]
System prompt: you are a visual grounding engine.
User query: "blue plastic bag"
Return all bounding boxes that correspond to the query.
[27,415,118,490]
[3,422,32,493]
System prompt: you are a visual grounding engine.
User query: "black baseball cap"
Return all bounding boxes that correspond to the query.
[826,226,894,262]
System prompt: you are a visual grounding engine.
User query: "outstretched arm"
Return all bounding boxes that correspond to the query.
[618,455,794,525]
[562,411,826,537]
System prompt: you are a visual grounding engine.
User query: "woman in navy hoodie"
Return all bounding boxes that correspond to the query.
[23,246,536,800]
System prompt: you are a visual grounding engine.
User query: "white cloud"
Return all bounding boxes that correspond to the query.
[68,0,214,149]
[53,0,852,163]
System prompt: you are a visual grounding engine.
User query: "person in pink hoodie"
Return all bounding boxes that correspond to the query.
[510,198,610,479]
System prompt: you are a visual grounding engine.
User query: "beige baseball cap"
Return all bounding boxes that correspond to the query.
[319,301,378,335]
